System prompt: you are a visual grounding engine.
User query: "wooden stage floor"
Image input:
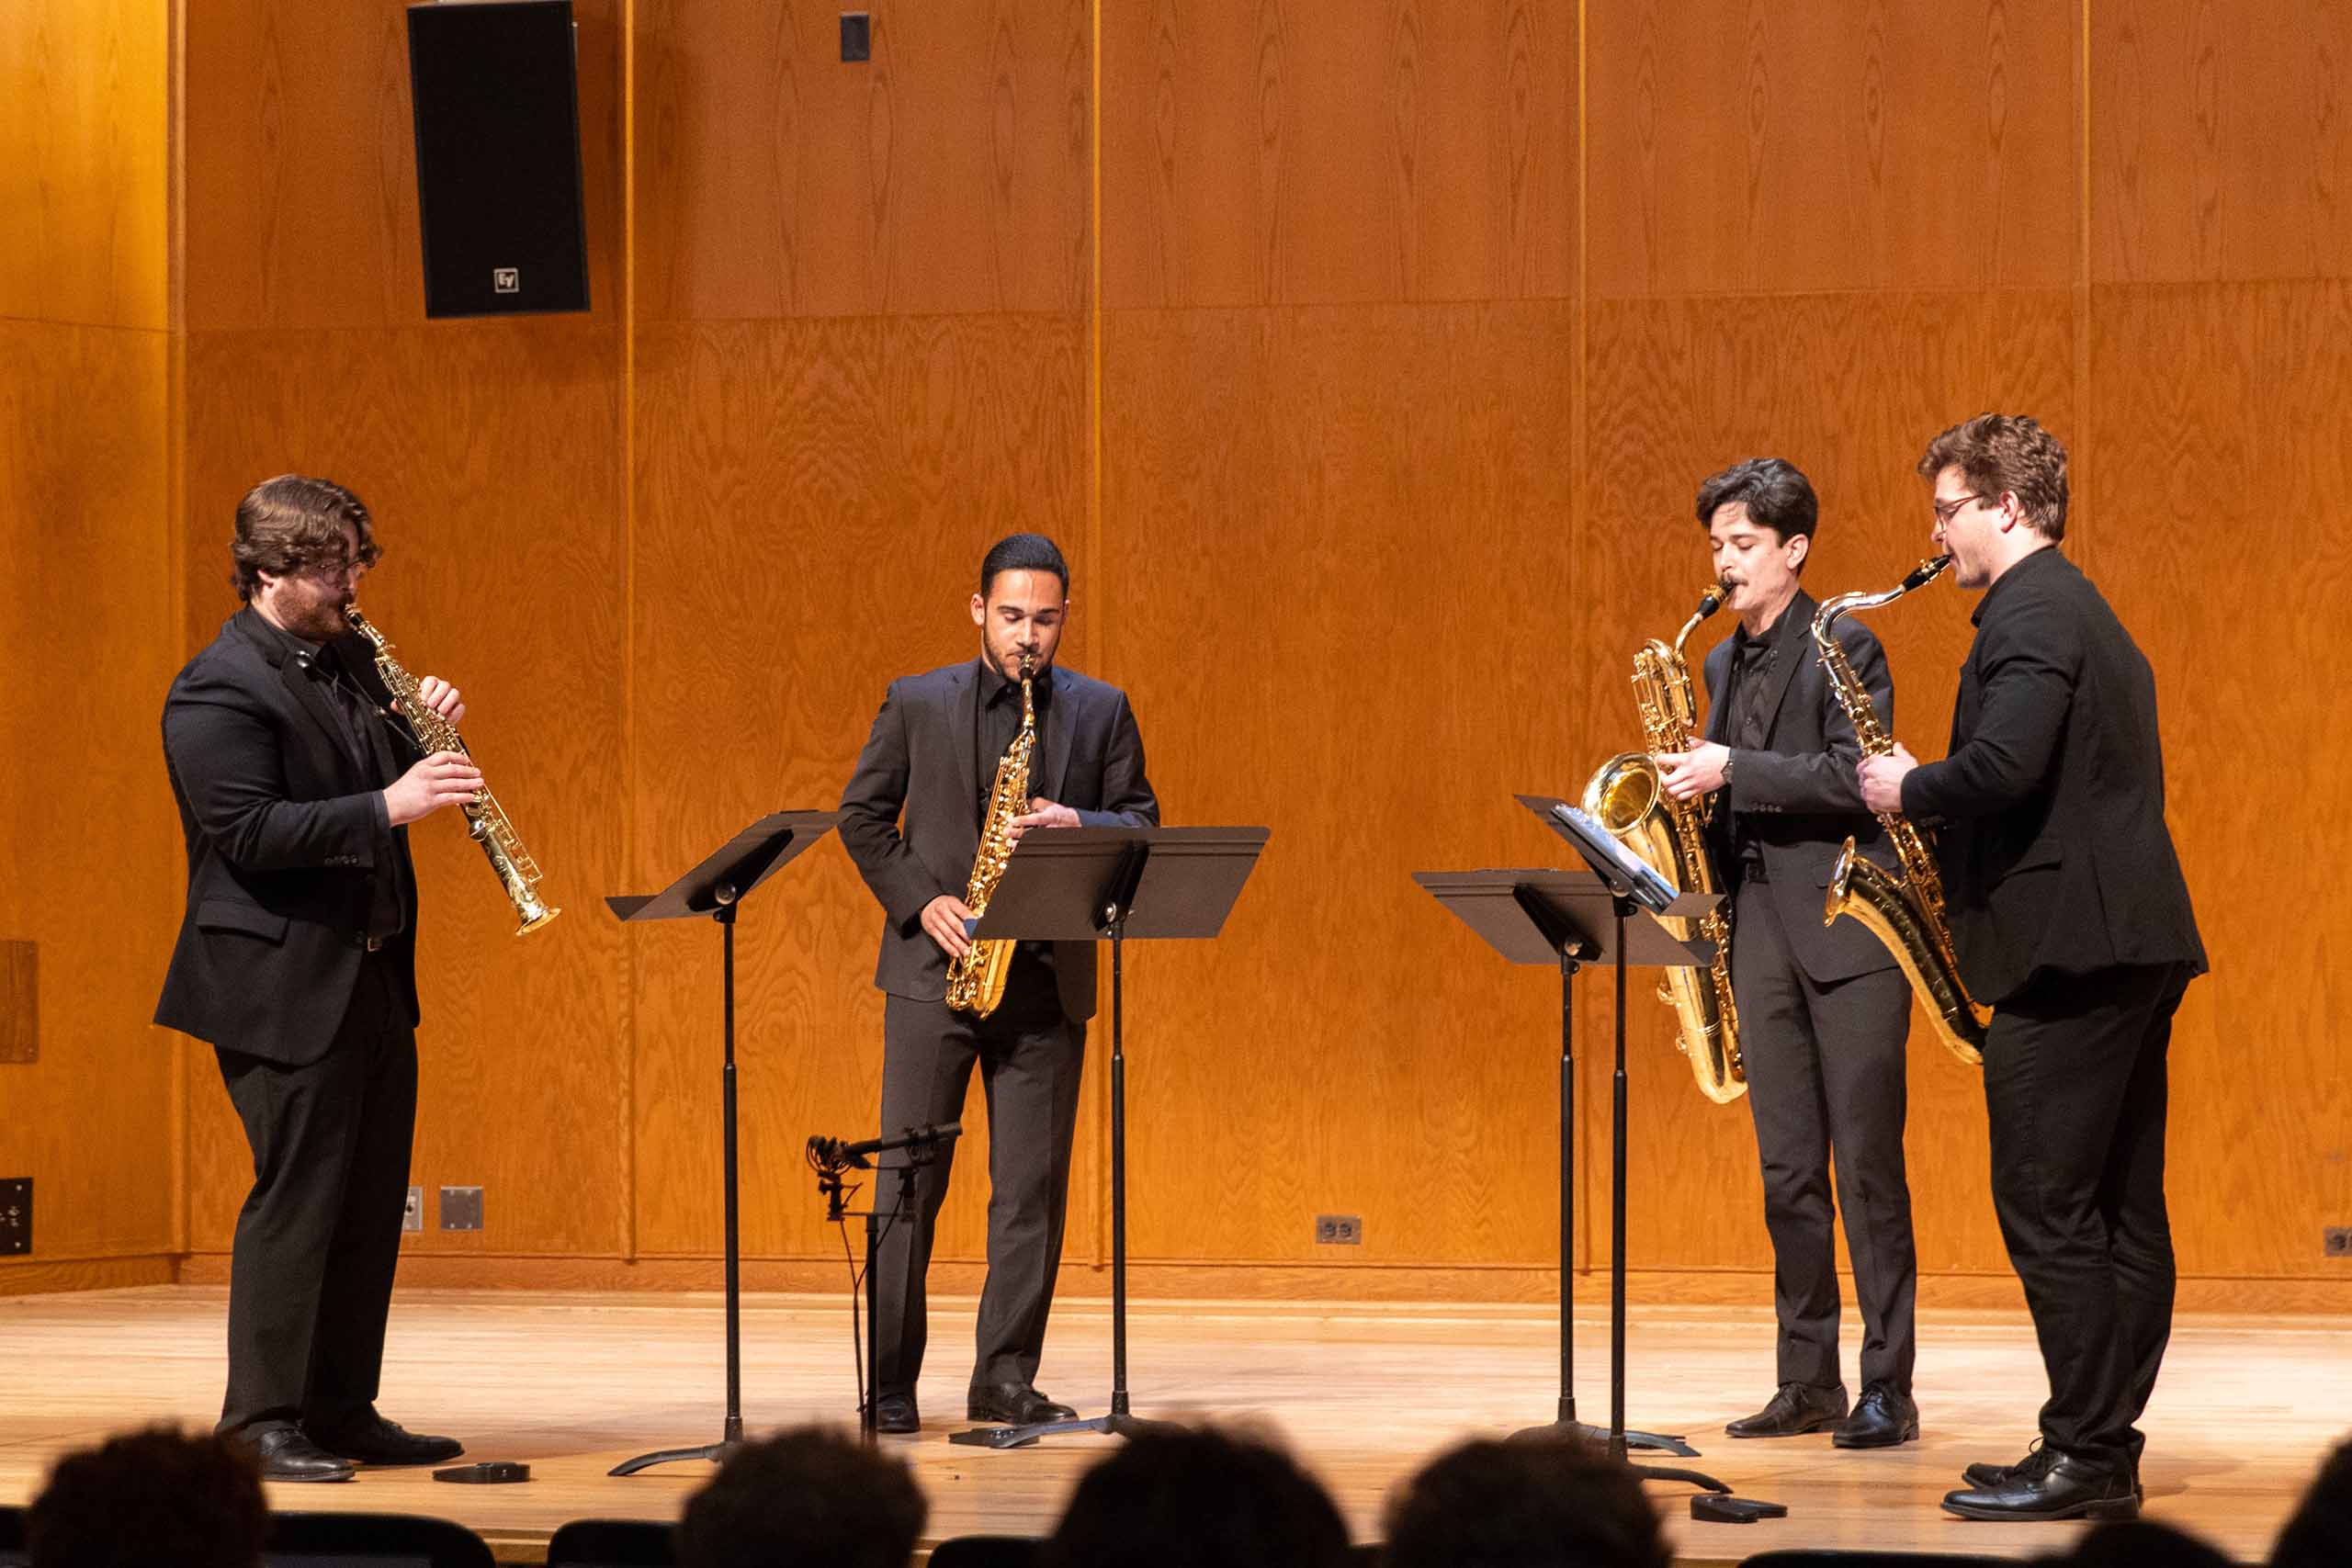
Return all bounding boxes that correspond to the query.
[3,1286,2342,1564]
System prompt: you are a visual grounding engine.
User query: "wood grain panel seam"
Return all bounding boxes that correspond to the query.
[619,0,640,1268]
[1086,0,1108,1273]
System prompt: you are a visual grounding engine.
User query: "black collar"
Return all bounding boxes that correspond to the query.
[978,657,1053,706]
[1972,544,2064,626]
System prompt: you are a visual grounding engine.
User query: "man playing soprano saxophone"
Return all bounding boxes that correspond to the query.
[837,534,1159,1435]
[1862,416,2204,1522]
[1655,458,1922,1450]
[156,477,475,1481]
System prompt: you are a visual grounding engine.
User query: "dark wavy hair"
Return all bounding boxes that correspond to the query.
[1042,1424,1351,1568]
[27,1427,268,1568]
[230,474,380,602]
[1693,457,1819,546]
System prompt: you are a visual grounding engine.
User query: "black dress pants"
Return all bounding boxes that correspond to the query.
[872,960,1086,1399]
[214,953,417,1437]
[1983,961,2192,1472]
[1733,879,1919,1393]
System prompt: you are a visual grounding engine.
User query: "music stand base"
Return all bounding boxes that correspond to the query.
[1507,1418,1697,1457]
[948,1409,1184,1450]
[1632,1461,1731,1495]
[606,1437,741,1477]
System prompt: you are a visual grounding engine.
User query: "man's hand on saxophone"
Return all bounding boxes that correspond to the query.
[384,750,484,827]
[1006,795,1080,843]
[921,893,979,960]
[1858,740,1920,814]
[400,674,465,728]
[1656,741,1732,801]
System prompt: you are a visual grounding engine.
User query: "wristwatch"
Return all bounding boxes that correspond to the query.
[1719,750,1736,789]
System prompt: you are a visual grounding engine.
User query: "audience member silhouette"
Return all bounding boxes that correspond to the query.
[2271,1434,2352,1568]
[676,1426,928,1568]
[26,1426,267,1568]
[1379,1435,1668,1568]
[1040,1423,1352,1568]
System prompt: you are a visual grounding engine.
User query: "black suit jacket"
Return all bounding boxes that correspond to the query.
[155,609,421,1065]
[1701,587,1900,987]
[1900,547,2204,1005]
[837,660,1159,1021]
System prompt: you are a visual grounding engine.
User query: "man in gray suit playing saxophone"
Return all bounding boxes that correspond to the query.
[838,533,1159,1436]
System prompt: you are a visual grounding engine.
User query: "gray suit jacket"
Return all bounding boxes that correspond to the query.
[1701,587,1900,987]
[837,659,1159,1021]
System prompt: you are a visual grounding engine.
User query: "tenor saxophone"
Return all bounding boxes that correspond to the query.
[1579,587,1745,1104]
[343,607,560,936]
[944,658,1036,1017]
[1812,557,1987,1064]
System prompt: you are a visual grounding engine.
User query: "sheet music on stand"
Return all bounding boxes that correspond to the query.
[1546,803,1678,914]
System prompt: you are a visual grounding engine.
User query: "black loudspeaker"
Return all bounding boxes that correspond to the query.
[406,1,589,318]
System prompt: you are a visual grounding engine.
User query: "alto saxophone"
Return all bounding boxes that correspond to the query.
[343,607,560,936]
[1812,557,1987,1064]
[944,657,1036,1017]
[1580,587,1745,1104]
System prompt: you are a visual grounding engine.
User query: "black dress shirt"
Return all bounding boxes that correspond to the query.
[1720,611,1783,876]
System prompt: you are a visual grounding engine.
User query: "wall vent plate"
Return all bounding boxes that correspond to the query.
[0,1179,28,1256]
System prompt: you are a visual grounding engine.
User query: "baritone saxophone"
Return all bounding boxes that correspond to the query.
[1578,586,1745,1104]
[944,657,1037,1017]
[343,607,560,936]
[1811,557,1988,1064]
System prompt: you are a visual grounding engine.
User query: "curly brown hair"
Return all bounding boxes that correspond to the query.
[1917,413,2070,542]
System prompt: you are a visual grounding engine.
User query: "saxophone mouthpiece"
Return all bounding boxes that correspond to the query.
[1902,556,1955,592]
[1697,583,1727,617]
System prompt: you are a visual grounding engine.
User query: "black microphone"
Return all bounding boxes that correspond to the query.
[807,1121,963,1168]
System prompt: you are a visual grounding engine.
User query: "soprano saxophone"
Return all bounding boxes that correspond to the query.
[1579,586,1745,1104]
[944,657,1036,1017]
[1812,557,1987,1064]
[344,607,560,936]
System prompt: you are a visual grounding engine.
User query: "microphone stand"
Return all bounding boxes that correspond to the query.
[807,1123,962,1446]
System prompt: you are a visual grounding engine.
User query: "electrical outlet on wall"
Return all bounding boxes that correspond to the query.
[1314,1213,1362,1246]
[401,1187,424,1234]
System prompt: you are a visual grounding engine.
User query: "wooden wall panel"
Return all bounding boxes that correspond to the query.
[1100,0,1575,310]
[183,0,621,332]
[635,0,1092,321]
[1586,0,2077,299]
[1582,289,2077,1276]
[178,321,630,1258]
[628,312,1091,1264]
[0,321,180,1274]
[2086,279,2352,1278]
[1099,300,1577,1269]
[0,0,169,330]
[2093,0,2352,285]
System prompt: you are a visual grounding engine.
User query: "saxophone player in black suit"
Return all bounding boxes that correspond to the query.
[1655,458,1921,1450]
[837,534,1159,1435]
[1861,416,2205,1522]
[156,477,478,1482]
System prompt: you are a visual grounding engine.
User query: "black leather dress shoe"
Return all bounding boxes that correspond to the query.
[237,1427,356,1483]
[1962,1438,2056,1489]
[1832,1382,1919,1449]
[1941,1453,2140,1522]
[1725,1382,1848,1438]
[967,1382,1079,1425]
[871,1393,921,1435]
[308,1412,463,1467]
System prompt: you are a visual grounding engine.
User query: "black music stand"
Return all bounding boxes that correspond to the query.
[945,826,1270,1450]
[605,809,839,1477]
[1416,863,1717,1480]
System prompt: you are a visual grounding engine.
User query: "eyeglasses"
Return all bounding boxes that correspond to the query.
[297,546,380,582]
[1931,492,1986,527]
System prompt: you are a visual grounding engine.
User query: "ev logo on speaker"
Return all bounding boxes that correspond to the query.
[492,267,520,294]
